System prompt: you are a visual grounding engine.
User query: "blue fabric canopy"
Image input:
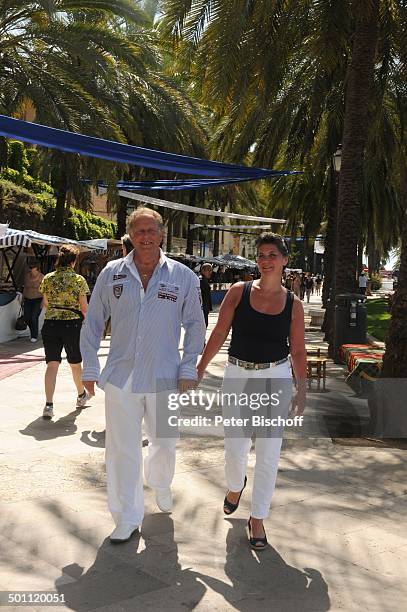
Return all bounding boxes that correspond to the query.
[0,115,300,181]
[92,172,296,191]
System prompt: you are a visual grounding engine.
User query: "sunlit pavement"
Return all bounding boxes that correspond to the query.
[0,294,406,611]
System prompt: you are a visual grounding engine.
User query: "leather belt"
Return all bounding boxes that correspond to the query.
[228,356,288,370]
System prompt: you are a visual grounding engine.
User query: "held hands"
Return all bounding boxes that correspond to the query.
[178,378,198,393]
[83,381,96,396]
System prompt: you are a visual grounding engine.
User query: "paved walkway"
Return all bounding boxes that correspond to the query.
[0,294,406,611]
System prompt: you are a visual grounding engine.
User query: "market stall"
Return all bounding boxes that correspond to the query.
[0,228,104,343]
[164,251,257,305]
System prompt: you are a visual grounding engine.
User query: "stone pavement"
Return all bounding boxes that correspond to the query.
[0,293,406,611]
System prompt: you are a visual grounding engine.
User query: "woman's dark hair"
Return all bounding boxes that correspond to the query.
[255,232,289,257]
[27,258,40,269]
[56,245,79,268]
[121,234,134,256]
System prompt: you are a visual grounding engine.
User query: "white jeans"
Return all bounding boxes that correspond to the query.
[222,359,293,519]
[104,383,178,526]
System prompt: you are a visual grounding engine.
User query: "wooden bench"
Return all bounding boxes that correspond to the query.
[307,348,328,389]
[309,308,325,326]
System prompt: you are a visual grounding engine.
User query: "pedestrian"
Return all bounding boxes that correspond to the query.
[300,272,306,300]
[315,274,322,296]
[121,233,134,257]
[23,259,44,342]
[305,274,314,303]
[80,207,206,544]
[197,232,306,550]
[39,246,91,420]
[200,263,213,328]
[358,271,368,295]
[292,273,301,298]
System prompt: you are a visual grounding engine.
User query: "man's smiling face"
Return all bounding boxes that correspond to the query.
[128,214,164,255]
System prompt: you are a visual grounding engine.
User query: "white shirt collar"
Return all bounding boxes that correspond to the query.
[123,248,167,269]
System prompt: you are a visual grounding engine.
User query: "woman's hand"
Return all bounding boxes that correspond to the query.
[290,388,306,416]
[197,361,205,384]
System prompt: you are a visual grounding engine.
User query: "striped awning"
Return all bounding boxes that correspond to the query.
[0,229,31,249]
[0,229,105,251]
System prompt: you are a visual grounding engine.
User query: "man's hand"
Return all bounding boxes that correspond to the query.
[178,378,198,393]
[83,381,96,396]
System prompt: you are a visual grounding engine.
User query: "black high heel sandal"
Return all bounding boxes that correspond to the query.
[247,517,268,550]
[223,476,247,515]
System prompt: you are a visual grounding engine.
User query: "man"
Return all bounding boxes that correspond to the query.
[80,208,206,543]
[358,271,368,295]
[304,274,314,303]
[199,263,213,328]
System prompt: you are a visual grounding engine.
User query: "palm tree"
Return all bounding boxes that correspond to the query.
[382,184,407,377]
[333,1,380,298]
[0,0,149,230]
[161,1,405,352]
[1,1,210,235]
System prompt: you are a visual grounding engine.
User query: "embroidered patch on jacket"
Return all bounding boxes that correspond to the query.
[158,282,179,302]
[113,284,123,299]
[158,291,178,302]
[113,274,127,281]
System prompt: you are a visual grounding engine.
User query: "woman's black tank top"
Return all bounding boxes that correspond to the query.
[228,281,294,363]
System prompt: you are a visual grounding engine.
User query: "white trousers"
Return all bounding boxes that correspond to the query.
[222,360,293,519]
[104,383,178,526]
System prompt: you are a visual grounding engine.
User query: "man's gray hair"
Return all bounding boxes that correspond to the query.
[127,207,164,231]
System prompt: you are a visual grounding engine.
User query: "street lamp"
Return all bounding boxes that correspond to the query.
[333,145,342,173]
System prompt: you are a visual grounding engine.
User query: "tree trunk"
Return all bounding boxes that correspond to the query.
[213,215,221,256]
[330,0,379,355]
[116,197,128,239]
[53,170,68,235]
[0,137,8,170]
[334,1,379,295]
[322,168,338,306]
[166,211,174,252]
[357,236,364,276]
[322,166,338,343]
[381,174,407,378]
[186,212,195,255]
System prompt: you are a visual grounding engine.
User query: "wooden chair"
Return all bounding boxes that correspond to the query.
[307,348,328,389]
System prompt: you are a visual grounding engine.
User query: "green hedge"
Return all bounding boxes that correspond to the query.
[369,273,382,291]
[0,177,116,239]
[1,168,54,195]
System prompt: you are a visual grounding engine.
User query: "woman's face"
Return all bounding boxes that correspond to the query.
[29,265,38,273]
[256,243,288,277]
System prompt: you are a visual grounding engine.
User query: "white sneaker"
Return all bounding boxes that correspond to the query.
[43,404,54,419]
[155,488,173,513]
[109,523,139,544]
[30,337,38,343]
[76,390,92,409]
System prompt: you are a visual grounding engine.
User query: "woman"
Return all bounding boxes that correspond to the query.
[197,233,306,550]
[292,272,301,298]
[23,259,44,342]
[39,245,92,419]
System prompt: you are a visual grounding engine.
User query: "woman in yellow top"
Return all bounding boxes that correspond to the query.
[39,245,92,419]
[23,259,44,342]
